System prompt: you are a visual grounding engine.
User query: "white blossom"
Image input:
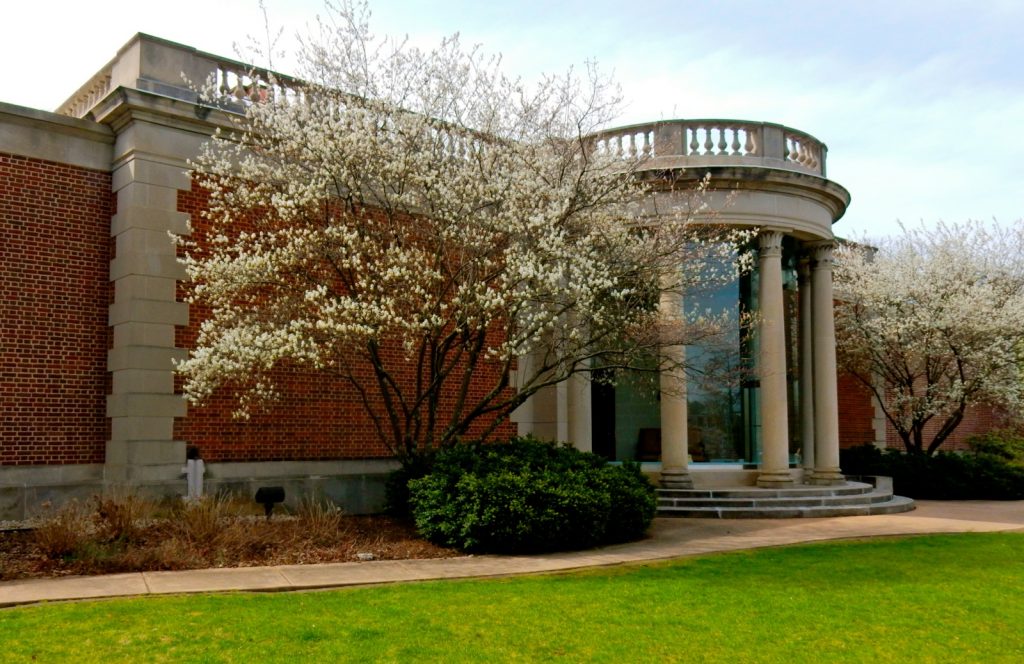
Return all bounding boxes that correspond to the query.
[834,220,1024,455]
[177,0,745,458]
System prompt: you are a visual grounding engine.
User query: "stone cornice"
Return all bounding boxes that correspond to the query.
[645,165,851,223]
[0,102,113,171]
[90,87,237,138]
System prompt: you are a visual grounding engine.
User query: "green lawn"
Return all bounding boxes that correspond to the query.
[2,533,1023,662]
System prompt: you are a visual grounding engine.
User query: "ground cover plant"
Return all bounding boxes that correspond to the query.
[407,436,656,552]
[2,533,1022,662]
[0,493,455,581]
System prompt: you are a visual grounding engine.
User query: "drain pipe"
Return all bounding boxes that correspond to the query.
[182,446,205,499]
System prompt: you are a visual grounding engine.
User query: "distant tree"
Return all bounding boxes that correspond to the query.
[834,221,1024,456]
[177,0,745,464]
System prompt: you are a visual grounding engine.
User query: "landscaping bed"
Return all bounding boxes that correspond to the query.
[0,495,457,582]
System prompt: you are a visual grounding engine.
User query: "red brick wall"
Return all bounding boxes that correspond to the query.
[174,179,515,462]
[0,152,111,465]
[883,403,1008,453]
[837,372,877,448]
[834,365,1011,453]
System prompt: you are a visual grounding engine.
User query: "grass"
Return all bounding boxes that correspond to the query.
[2,533,1023,662]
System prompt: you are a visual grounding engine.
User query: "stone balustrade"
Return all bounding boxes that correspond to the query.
[210,59,305,108]
[56,34,305,118]
[590,119,827,177]
[55,36,827,183]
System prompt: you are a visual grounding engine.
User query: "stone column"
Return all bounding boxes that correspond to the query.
[556,379,569,443]
[798,256,815,476]
[510,349,559,440]
[659,288,692,489]
[567,369,593,452]
[756,231,794,488]
[809,242,845,485]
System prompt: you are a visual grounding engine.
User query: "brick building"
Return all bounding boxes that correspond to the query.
[0,34,989,519]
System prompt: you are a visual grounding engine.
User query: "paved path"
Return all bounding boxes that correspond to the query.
[3,500,1023,608]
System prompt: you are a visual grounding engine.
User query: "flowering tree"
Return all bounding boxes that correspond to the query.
[834,221,1024,456]
[177,1,744,462]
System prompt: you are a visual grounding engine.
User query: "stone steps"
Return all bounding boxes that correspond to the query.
[658,492,892,510]
[659,482,875,500]
[656,478,915,519]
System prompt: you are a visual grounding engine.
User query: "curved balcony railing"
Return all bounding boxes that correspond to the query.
[589,119,827,177]
[55,38,828,181]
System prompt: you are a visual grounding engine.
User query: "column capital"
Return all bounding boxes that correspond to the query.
[808,241,836,268]
[797,255,812,280]
[759,230,786,257]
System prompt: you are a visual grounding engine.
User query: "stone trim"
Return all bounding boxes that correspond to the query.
[0,102,113,171]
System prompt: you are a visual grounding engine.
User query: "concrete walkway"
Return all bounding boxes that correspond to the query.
[3,500,1023,608]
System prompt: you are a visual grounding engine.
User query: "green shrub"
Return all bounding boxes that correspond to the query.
[840,443,1024,500]
[837,443,887,475]
[384,454,436,518]
[966,429,1024,465]
[600,462,657,544]
[408,437,656,553]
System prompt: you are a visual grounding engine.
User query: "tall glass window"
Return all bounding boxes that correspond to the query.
[590,237,803,466]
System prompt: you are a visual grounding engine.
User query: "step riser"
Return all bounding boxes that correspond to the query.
[658,483,874,500]
[658,493,893,509]
[657,496,915,519]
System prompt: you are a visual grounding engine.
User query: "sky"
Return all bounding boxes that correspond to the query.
[2,0,1020,239]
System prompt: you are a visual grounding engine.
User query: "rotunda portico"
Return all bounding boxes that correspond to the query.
[519,119,854,494]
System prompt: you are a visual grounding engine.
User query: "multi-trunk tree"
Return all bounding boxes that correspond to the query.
[834,221,1024,456]
[177,1,746,463]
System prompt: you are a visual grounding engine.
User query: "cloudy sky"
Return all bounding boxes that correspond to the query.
[2,0,1020,239]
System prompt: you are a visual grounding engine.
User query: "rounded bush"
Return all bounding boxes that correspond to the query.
[407,437,656,553]
[840,443,1024,500]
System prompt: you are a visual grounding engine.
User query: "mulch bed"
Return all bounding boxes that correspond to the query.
[0,515,458,582]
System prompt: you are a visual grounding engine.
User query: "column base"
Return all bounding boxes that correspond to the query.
[756,471,795,488]
[660,469,694,490]
[806,469,846,486]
